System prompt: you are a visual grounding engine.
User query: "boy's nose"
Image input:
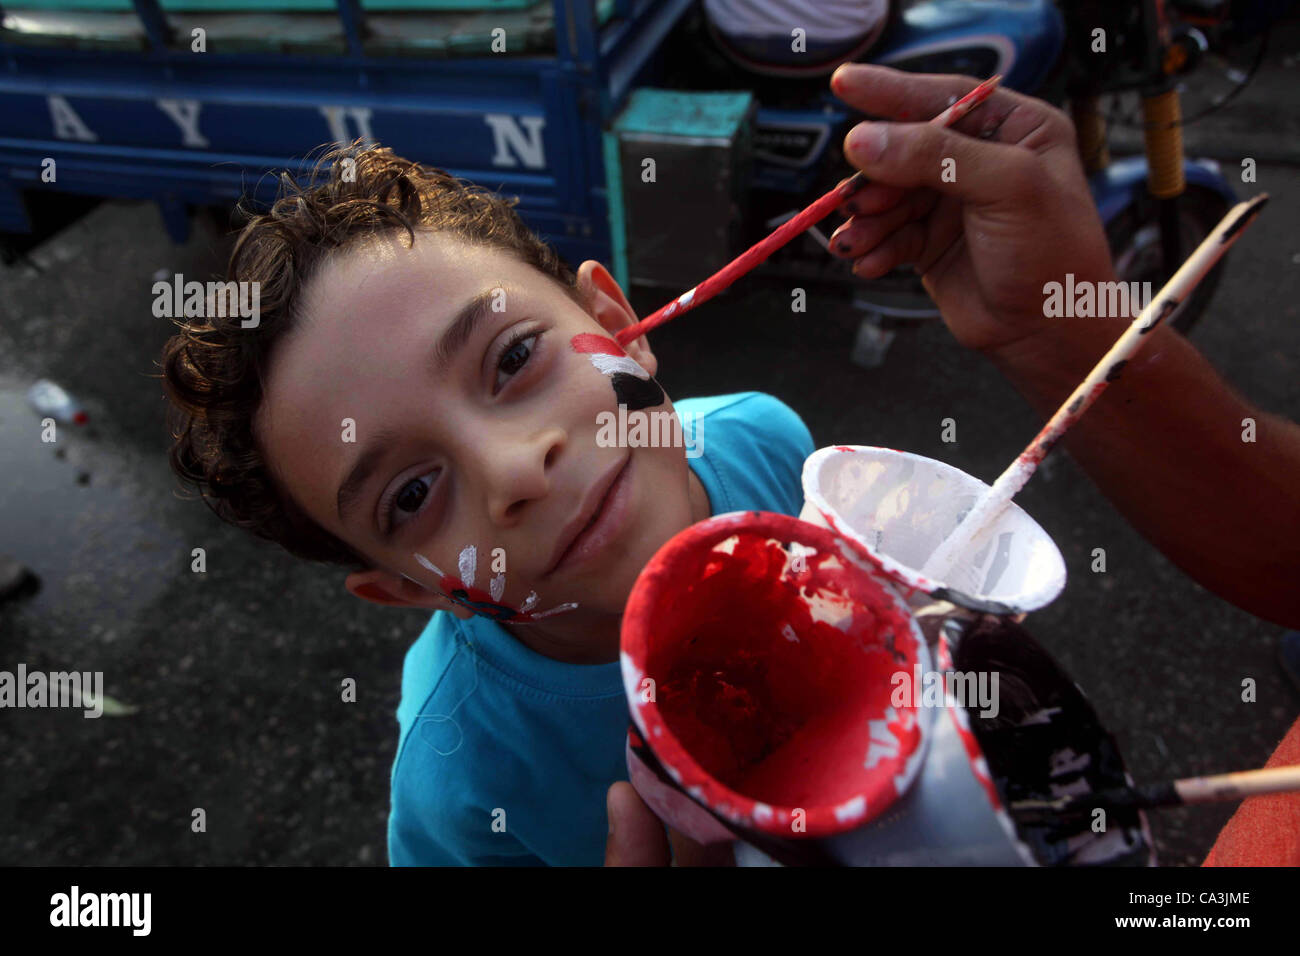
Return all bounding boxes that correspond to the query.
[479,425,566,528]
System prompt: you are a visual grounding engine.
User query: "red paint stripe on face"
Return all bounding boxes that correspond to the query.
[570,333,626,356]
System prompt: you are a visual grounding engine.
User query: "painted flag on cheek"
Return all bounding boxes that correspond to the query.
[413,546,578,623]
[570,333,665,411]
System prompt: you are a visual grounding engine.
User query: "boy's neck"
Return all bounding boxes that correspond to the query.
[503,611,623,665]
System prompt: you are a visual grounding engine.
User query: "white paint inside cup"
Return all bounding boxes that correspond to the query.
[801,446,1065,613]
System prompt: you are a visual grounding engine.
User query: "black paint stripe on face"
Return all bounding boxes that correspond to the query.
[611,372,665,411]
[1105,359,1129,383]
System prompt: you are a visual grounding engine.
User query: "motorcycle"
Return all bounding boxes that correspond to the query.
[664,0,1289,342]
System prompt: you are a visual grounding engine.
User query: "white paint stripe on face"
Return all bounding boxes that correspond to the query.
[520,591,539,612]
[531,602,579,619]
[489,572,505,602]
[588,353,649,380]
[414,553,445,578]
[458,546,476,589]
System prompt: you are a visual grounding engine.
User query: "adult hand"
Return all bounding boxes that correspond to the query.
[828,64,1116,355]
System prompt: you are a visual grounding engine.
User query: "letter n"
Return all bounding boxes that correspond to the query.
[319,106,376,147]
[484,115,546,170]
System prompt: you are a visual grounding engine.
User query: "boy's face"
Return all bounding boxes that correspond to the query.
[255,230,708,643]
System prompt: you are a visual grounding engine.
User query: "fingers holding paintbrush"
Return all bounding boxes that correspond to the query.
[614,75,1001,348]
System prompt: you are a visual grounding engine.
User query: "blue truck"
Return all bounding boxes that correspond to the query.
[0,0,714,276]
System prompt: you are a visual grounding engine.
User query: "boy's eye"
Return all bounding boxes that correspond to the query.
[383,470,439,534]
[494,333,538,393]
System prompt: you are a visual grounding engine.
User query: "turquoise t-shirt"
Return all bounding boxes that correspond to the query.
[387,392,815,866]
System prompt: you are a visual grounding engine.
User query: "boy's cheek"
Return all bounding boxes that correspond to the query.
[623,444,697,572]
[567,332,666,413]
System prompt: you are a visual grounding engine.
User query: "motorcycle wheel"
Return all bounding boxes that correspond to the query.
[1104,184,1232,336]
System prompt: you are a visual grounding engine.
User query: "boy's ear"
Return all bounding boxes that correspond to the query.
[344,568,474,619]
[574,260,657,377]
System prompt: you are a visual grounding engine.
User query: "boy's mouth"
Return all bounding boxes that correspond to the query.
[543,455,633,579]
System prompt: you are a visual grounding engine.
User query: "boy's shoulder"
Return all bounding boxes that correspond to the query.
[675,390,807,431]
[677,392,815,517]
[387,616,525,863]
[678,391,814,461]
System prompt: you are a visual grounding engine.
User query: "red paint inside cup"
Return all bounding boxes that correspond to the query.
[623,512,925,837]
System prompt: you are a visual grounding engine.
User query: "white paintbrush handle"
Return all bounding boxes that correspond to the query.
[919,193,1270,583]
[1175,764,1300,805]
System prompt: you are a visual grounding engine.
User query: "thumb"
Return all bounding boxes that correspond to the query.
[843,118,1031,206]
[604,782,672,866]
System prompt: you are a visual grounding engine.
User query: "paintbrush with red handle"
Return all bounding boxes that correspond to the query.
[614,75,1003,348]
[1010,764,1300,825]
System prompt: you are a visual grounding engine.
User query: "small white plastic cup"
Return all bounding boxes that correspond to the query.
[801,445,1066,614]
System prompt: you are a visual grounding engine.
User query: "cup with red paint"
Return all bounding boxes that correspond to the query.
[800,445,1067,615]
[619,508,1152,866]
[620,510,935,865]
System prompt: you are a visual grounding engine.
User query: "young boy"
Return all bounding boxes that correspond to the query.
[161,143,814,865]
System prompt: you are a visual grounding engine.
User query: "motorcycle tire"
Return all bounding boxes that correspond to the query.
[1104,183,1233,336]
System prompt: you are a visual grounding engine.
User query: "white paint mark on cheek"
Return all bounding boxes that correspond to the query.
[519,591,539,613]
[458,546,477,588]
[414,553,446,577]
[489,572,505,602]
[588,353,649,380]
[530,601,579,619]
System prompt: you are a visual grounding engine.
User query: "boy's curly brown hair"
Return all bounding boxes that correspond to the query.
[160,141,581,569]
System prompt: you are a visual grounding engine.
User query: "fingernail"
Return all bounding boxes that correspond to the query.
[833,62,868,87]
[848,123,888,164]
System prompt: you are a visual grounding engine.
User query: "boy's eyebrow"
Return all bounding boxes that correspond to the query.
[337,424,400,525]
[432,287,501,374]
[336,288,500,526]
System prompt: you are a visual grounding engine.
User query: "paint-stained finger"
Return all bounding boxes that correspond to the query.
[832,64,1071,158]
[837,182,910,218]
[831,64,1029,126]
[852,222,929,278]
[831,191,936,259]
[831,201,915,258]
